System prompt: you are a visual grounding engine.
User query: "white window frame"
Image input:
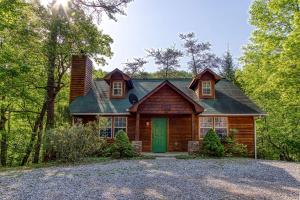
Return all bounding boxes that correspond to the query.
[112,81,123,96]
[202,81,212,96]
[99,117,113,138]
[113,116,127,136]
[199,117,228,138]
[199,117,214,138]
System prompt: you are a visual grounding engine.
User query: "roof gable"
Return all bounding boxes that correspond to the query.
[189,68,222,90]
[129,80,204,113]
[103,68,133,89]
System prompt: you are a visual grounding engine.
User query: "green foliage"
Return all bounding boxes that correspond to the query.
[220,50,236,83]
[108,130,137,158]
[44,122,107,162]
[223,133,247,157]
[202,129,224,157]
[238,0,300,161]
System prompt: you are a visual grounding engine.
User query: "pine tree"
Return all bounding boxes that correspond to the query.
[221,50,236,82]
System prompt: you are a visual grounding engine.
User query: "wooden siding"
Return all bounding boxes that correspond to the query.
[76,114,254,155]
[138,85,194,114]
[228,116,254,154]
[70,55,93,102]
[127,115,136,141]
[168,115,193,152]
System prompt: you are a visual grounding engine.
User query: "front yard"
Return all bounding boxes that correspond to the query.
[0,158,299,200]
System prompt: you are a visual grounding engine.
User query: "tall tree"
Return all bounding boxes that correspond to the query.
[147,47,183,78]
[220,50,236,82]
[22,0,133,165]
[123,57,147,77]
[238,0,300,161]
[179,32,221,76]
[0,0,45,166]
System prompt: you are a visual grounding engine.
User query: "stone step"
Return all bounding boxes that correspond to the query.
[142,152,188,158]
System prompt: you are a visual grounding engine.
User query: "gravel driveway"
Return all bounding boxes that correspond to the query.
[0,158,299,200]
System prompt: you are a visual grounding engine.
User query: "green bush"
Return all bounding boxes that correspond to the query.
[44,122,108,162]
[202,129,224,157]
[223,134,248,157]
[108,130,137,158]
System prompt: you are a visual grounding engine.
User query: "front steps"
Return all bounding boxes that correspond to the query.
[142,152,188,159]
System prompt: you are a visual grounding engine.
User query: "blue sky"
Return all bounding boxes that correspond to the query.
[100,0,253,72]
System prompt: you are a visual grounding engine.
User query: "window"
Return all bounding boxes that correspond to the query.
[199,117,228,138]
[99,117,112,138]
[112,81,123,96]
[199,117,213,138]
[214,117,228,137]
[202,81,211,95]
[114,117,127,134]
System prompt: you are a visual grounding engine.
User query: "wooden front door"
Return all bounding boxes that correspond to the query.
[152,118,167,153]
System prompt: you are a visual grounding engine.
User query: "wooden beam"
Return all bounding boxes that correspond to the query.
[135,113,140,141]
[191,114,195,140]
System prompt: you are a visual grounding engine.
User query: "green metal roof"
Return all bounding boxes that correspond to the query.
[69,78,265,115]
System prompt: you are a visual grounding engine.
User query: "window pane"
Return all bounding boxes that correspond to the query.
[199,117,213,138]
[99,117,112,138]
[113,82,122,96]
[214,117,227,136]
[114,117,126,135]
[214,117,227,128]
[200,128,211,138]
[202,81,211,95]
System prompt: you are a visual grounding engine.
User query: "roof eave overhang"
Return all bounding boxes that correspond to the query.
[71,112,130,116]
[199,113,267,117]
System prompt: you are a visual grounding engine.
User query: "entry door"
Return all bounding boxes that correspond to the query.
[152,118,167,153]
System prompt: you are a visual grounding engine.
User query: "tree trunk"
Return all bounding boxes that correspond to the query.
[33,122,44,164]
[0,108,7,166]
[45,17,59,130]
[21,101,47,166]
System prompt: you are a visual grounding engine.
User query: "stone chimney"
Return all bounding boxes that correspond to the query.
[69,55,93,102]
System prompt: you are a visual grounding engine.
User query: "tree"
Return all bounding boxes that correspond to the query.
[179,32,221,76]
[0,0,45,166]
[22,0,133,165]
[238,0,300,161]
[147,46,183,78]
[123,57,147,77]
[220,50,236,82]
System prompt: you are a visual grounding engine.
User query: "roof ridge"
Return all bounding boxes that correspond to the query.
[93,78,192,81]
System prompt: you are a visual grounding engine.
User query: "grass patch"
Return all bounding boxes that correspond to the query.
[0,157,112,172]
[175,154,198,159]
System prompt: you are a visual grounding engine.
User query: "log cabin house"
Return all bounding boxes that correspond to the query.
[69,55,265,157]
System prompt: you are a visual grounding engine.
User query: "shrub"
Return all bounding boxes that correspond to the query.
[223,133,247,157]
[108,130,137,158]
[44,122,108,162]
[202,129,224,157]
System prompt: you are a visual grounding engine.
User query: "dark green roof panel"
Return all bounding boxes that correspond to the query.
[69,79,264,115]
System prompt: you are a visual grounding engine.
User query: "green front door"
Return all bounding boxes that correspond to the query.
[152,118,167,153]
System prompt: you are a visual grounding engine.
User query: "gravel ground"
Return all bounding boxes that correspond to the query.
[0,158,299,200]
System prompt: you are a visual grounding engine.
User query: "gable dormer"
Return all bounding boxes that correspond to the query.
[189,68,221,99]
[103,68,133,99]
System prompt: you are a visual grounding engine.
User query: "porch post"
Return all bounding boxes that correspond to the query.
[191,113,195,140]
[135,112,140,141]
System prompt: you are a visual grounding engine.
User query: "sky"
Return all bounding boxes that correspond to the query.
[99,0,254,72]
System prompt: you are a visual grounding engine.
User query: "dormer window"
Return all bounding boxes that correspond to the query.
[112,81,123,96]
[202,81,211,96]
[103,68,133,99]
[189,68,222,99]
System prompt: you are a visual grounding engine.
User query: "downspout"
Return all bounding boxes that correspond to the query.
[254,118,257,160]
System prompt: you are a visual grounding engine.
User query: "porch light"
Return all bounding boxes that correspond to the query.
[146,121,150,127]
